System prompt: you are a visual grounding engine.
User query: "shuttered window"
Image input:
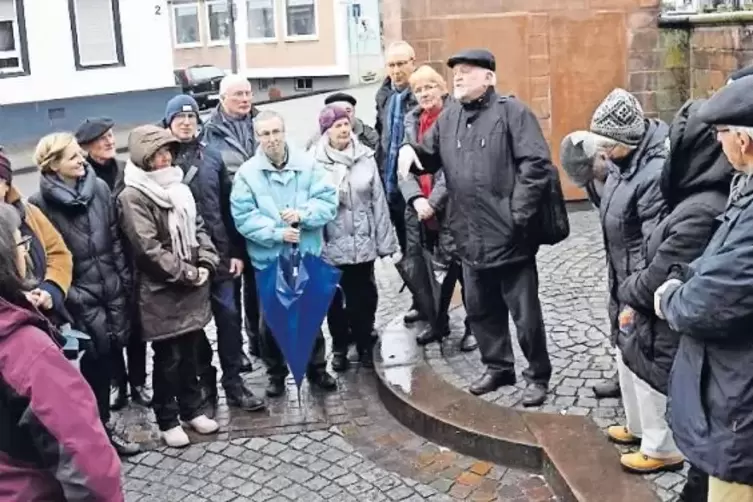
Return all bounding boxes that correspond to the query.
[68,0,124,69]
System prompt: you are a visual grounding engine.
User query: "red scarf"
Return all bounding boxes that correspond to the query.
[417,107,441,197]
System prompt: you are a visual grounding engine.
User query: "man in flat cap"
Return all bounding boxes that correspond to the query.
[75,117,151,417]
[305,92,379,151]
[397,48,553,406]
[652,75,753,502]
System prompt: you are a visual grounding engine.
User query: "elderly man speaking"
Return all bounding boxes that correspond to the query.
[397,48,553,406]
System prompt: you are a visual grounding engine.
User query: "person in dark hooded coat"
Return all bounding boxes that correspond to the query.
[29,132,139,456]
[606,99,733,476]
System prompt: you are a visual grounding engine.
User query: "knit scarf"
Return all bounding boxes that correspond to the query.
[123,161,198,260]
[323,138,357,206]
[385,87,409,200]
[417,107,441,197]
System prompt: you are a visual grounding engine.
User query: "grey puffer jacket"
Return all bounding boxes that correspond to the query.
[600,118,668,342]
[315,136,397,266]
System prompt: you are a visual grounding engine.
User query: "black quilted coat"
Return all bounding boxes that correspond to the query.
[30,167,130,355]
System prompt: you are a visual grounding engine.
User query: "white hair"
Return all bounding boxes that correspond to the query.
[731,125,753,140]
[386,40,415,59]
[219,74,251,96]
[253,110,285,132]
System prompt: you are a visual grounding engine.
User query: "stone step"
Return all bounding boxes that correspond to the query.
[374,320,661,502]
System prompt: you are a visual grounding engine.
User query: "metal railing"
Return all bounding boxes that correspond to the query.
[663,0,753,13]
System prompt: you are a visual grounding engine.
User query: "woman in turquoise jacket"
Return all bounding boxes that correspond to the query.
[230,110,338,399]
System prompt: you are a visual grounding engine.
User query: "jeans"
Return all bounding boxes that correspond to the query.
[80,350,111,425]
[151,330,203,431]
[197,279,244,391]
[327,261,378,355]
[463,259,552,386]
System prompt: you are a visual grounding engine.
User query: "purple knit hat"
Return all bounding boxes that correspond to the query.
[318,105,350,134]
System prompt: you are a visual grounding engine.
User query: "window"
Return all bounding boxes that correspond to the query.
[248,0,276,41]
[0,0,29,75]
[206,0,230,44]
[172,2,200,46]
[68,0,124,69]
[258,78,274,90]
[294,77,313,91]
[285,0,316,39]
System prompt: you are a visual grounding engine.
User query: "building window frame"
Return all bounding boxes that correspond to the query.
[67,0,125,70]
[294,77,313,91]
[247,0,277,44]
[284,0,318,42]
[0,0,30,78]
[204,0,231,47]
[172,1,202,48]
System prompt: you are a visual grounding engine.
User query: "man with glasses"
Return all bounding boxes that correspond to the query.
[203,74,261,370]
[375,41,420,323]
[164,94,265,416]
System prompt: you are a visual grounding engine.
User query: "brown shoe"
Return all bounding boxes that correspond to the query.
[620,452,685,474]
[606,425,641,446]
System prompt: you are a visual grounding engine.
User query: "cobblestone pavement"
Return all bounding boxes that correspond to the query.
[116,258,556,501]
[422,208,687,501]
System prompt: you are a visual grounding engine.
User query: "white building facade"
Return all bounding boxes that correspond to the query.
[0,0,178,144]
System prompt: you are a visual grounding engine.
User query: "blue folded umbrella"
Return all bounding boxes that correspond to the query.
[256,245,341,396]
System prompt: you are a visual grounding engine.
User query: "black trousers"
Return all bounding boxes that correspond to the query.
[463,259,552,386]
[151,330,203,431]
[197,279,244,391]
[434,259,470,335]
[235,256,260,342]
[327,261,378,355]
[259,315,327,381]
[679,464,708,502]
[80,350,111,425]
[388,196,407,254]
[111,330,147,389]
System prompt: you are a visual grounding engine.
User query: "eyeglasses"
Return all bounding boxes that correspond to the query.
[16,235,31,253]
[715,126,731,134]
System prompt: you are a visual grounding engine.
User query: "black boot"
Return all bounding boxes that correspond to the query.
[593,374,621,399]
[331,353,350,372]
[358,350,374,369]
[521,384,548,407]
[459,324,478,352]
[416,326,450,346]
[110,383,128,411]
[469,371,516,396]
[106,424,141,457]
[226,384,266,412]
[307,371,338,392]
[130,385,152,407]
[266,378,286,398]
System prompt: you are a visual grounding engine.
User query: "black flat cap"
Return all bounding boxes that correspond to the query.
[447,49,496,72]
[324,92,356,107]
[75,117,114,145]
[697,75,753,127]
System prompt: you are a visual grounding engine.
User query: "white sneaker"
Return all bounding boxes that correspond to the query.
[187,415,219,435]
[162,426,190,448]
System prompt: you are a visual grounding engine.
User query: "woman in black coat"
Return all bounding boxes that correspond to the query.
[30,132,140,456]
[610,100,732,482]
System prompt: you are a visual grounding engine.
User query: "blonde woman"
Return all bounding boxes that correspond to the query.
[399,65,477,353]
[29,133,140,456]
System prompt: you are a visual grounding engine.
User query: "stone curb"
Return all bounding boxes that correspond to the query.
[373,320,660,502]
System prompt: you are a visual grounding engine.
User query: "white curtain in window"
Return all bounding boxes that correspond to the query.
[248,0,275,39]
[207,1,230,41]
[72,0,118,65]
[286,0,315,37]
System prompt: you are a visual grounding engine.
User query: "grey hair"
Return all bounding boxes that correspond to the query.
[386,40,415,59]
[219,74,251,97]
[731,126,753,141]
[253,110,285,132]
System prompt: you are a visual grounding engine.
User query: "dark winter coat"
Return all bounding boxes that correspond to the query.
[617,99,732,395]
[0,298,123,501]
[202,105,259,182]
[30,168,131,355]
[600,118,668,343]
[173,138,245,280]
[117,127,219,342]
[374,77,417,180]
[408,88,552,269]
[660,173,753,485]
[87,155,125,197]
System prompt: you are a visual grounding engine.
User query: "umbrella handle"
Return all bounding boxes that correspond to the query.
[290,222,300,278]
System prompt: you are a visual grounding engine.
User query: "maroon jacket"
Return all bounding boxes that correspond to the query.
[0,298,123,501]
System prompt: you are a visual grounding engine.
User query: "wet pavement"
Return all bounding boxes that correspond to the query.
[117,258,556,501]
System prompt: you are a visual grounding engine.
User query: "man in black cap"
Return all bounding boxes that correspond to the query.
[75,117,151,415]
[305,92,379,151]
[653,75,753,502]
[397,48,552,405]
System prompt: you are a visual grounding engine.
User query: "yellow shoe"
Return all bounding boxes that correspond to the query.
[606,425,641,445]
[620,452,685,474]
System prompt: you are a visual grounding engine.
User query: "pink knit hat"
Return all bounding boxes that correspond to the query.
[318,105,350,134]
